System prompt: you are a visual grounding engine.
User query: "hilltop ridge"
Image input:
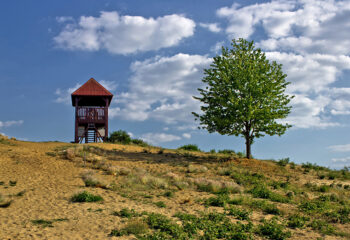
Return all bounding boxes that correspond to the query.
[0,136,350,239]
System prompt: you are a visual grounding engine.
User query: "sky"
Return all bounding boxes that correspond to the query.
[1,0,350,168]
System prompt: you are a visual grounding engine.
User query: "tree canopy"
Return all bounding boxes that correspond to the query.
[193,38,293,159]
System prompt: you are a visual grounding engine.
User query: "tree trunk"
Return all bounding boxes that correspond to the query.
[245,136,251,159]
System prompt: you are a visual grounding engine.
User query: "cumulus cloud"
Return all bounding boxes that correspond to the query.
[182,133,191,139]
[329,144,350,152]
[140,132,181,145]
[0,120,24,128]
[110,53,211,124]
[54,11,195,55]
[55,80,117,104]
[199,23,221,33]
[218,0,350,129]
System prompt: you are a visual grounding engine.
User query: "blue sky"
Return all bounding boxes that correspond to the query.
[1,0,350,168]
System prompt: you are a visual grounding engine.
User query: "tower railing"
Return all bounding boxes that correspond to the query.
[76,107,106,123]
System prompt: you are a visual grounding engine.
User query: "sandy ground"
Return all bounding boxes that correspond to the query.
[0,139,348,240]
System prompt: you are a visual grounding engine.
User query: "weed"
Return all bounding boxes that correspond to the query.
[31,218,68,228]
[164,191,174,198]
[218,149,236,155]
[324,206,350,223]
[81,171,106,188]
[9,180,17,186]
[113,208,139,218]
[287,214,309,229]
[110,219,149,236]
[226,207,251,220]
[178,144,201,152]
[0,200,12,208]
[308,219,335,235]
[257,218,291,240]
[70,191,103,202]
[155,201,166,208]
[248,184,289,203]
[204,194,230,207]
[31,219,53,228]
[276,158,290,167]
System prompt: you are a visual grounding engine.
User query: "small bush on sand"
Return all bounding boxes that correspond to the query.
[112,208,140,218]
[287,214,309,229]
[81,171,105,188]
[257,218,291,240]
[110,219,149,236]
[178,144,201,152]
[226,207,251,220]
[31,219,53,228]
[71,191,103,202]
[248,184,289,203]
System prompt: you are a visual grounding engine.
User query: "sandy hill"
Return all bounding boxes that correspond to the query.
[0,136,350,240]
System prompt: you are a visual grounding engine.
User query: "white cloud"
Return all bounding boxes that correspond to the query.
[55,80,117,105]
[218,0,350,129]
[140,132,181,145]
[56,16,74,23]
[329,144,350,152]
[54,83,81,104]
[199,23,221,33]
[182,133,191,139]
[210,41,224,54]
[54,11,195,55]
[331,157,350,163]
[110,53,211,124]
[281,94,337,129]
[0,120,24,128]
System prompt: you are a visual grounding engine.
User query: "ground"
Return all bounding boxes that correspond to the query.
[0,136,349,239]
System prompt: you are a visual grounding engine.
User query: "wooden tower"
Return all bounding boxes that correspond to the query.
[71,78,113,143]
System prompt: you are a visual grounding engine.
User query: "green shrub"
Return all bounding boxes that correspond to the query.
[146,213,184,238]
[230,171,264,186]
[276,158,289,167]
[155,201,166,208]
[110,219,149,236]
[324,206,350,223]
[178,144,201,152]
[287,214,309,229]
[226,207,251,220]
[308,219,335,235]
[70,191,103,202]
[164,191,174,198]
[218,149,236,154]
[205,194,230,207]
[131,138,149,147]
[113,208,139,218]
[257,218,291,240]
[301,162,329,171]
[108,130,131,144]
[248,184,289,203]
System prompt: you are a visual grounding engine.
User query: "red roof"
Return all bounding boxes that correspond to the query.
[72,78,113,96]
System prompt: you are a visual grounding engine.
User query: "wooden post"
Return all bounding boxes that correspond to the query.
[105,97,108,142]
[74,98,79,143]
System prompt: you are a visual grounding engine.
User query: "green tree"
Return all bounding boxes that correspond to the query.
[108,130,131,144]
[193,38,293,159]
